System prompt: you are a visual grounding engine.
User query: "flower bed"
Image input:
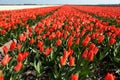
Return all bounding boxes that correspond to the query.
[0,5,120,80]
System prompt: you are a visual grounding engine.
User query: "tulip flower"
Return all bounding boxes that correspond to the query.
[68,48,74,56]
[30,38,35,44]
[14,62,23,72]
[56,39,62,46]
[109,38,116,45]
[88,50,94,62]
[2,45,8,54]
[63,49,70,59]
[18,34,26,42]
[44,47,52,56]
[88,43,95,50]
[60,56,67,66]
[67,39,73,48]
[1,55,11,66]
[39,46,44,52]
[75,38,80,45]
[17,43,22,50]
[10,41,16,51]
[82,49,88,59]
[37,41,44,49]
[104,73,115,80]
[56,30,61,38]
[97,35,104,44]
[71,74,79,80]
[23,51,29,59]
[82,36,91,47]
[17,52,23,62]
[69,56,75,66]
[17,52,29,62]
[0,30,6,35]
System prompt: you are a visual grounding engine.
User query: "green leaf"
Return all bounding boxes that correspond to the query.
[36,61,41,73]
[34,60,41,74]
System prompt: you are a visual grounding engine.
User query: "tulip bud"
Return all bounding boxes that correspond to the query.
[104,73,115,80]
[14,62,23,72]
[1,55,11,66]
[71,74,79,80]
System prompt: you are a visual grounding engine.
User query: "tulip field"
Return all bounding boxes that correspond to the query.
[0,5,120,80]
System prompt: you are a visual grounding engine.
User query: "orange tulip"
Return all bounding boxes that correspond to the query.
[71,74,78,80]
[10,41,16,51]
[14,62,23,72]
[1,55,11,66]
[60,56,67,66]
[56,39,62,46]
[69,56,75,66]
[109,38,116,45]
[44,47,52,56]
[30,38,35,44]
[2,45,8,54]
[104,73,115,80]
[17,43,22,50]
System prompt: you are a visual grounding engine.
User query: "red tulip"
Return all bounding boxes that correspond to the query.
[44,47,52,56]
[68,36,74,41]
[89,43,95,50]
[51,32,56,39]
[23,52,29,59]
[0,75,4,80]
[17,52,28,62]
[71,74,79,80]
[97,35,104,44]
[63,49,70,58]
[81,28,86,36]
[17,52,23,62]
[1,55,11,66]
[39,46,44,52]
[91,33,96,39]
[104,73,115,80]
[17,43,22,50]
[82,49,88,59]
[68,39,73,47]
[88,50,94,62]
[82,36,91,47]
[75,38,80,45]
[60,56,67,66]
[56,39,62,46]
[28,32,33,37]
[42,34,46,39]
[69,56,75,66]
[37,41,44,48]
[37,35,41,40]
[109,38,116,45]
[106,32,112,37]
[56,30,61,38]
[18,34,26,42]
[68,48,74,56]
[93,47,99,55]
[14,62,23,72]
[63,33,68,39]
[28,27,33,32]
[0,30,6,35]
[10,41,16,51]
[111,33,116,38]
[2,45,8,54]
[30,38,35,44]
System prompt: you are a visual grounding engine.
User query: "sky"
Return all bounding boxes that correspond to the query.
[0,0,120,5]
